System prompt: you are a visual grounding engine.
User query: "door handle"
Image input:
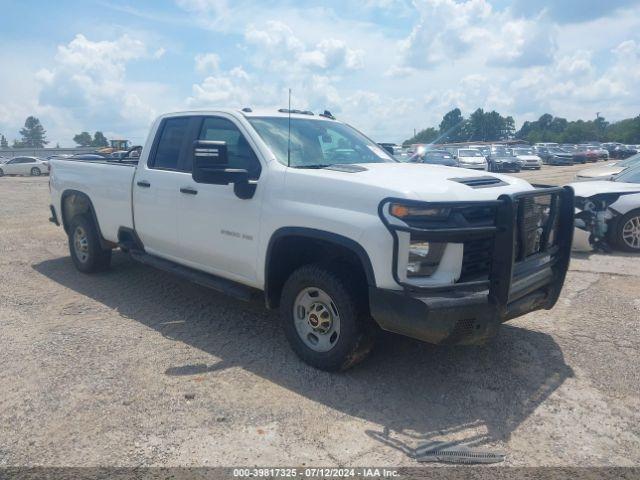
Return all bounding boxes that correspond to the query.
[180,187,198,195]
[136,181,151,188]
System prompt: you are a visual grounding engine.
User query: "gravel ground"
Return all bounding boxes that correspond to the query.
[0,164,639,468]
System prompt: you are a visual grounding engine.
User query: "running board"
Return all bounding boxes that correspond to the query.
[128,250,260,302]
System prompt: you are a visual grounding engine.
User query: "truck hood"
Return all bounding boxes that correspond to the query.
[287,162,533,203]
[568,180,640,197]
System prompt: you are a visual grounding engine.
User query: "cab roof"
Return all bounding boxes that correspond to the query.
[158,108,338,122]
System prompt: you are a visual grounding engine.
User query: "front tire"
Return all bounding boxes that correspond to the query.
[68,214,112,272]
[30,167,41,176]
[610,209,640,253]
[280,263,375,371]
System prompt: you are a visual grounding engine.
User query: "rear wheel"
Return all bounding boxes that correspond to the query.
[68,214,112,272]
[610,209,640,253]
[280,263,375,371]
[30,167,41,176]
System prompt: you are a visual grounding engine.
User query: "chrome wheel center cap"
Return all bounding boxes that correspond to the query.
[307,302,332,334]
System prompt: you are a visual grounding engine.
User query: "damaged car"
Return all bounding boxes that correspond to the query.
[569,164,640,252]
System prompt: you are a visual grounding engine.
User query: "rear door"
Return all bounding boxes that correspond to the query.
[175,114,264,283]
[133,116,195,261]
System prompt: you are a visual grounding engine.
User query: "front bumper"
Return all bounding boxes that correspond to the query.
[458,163,487,170]
[372,187,574,345]
[493,161,521,171]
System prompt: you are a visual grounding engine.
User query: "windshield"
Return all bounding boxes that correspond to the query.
[618,153,640,168]
[514,148,534,155]
[492,148,512,156]
[459,149,483,157]
[427,151,451,158]
[614,165,640,184]
[248,117,395,167]
[549,147,568,154]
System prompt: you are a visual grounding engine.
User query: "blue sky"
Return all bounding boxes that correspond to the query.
[1,0,639,146]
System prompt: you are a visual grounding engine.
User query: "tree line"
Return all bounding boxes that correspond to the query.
[404,109,640,145]
[1,116,111,149]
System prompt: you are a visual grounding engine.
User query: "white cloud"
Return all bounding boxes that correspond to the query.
[33,34,172,144]
[397,0,558,70]
[195,53,221,73]
[244,21,364,73]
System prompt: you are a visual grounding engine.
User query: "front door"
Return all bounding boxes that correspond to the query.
[176,115,264,284]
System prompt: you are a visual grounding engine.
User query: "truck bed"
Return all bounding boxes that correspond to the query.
[50,159,136,243]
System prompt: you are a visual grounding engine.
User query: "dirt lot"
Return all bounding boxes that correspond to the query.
[1,164,639,468]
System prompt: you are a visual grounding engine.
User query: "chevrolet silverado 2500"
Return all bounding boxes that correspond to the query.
[49,109,574,371]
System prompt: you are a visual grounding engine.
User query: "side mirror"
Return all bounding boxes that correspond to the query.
[191,140,256,199]
[192,140,235,184]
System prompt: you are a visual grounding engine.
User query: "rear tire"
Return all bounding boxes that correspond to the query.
[68,214,112,273]
[280,263,375,371]
[30,167,41,176]
[609,209,640,253]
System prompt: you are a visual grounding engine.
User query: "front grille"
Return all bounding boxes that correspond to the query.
[515,194,558,260]
[459,237,493,281]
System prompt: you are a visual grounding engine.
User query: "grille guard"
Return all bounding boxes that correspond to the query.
[378,186,575,313]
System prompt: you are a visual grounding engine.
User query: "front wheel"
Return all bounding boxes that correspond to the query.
[610,210,640,252]
[68,214,112,272]
[30,167,41,176]
[280,264,375,371]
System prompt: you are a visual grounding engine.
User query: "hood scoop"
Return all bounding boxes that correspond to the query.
[449,176,508,189]
[325,164,368,173]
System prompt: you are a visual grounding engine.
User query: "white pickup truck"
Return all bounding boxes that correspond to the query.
[49,109,574,370]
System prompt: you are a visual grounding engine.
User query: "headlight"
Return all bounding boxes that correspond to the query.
[406,238,446,277]
[390,203,451,220]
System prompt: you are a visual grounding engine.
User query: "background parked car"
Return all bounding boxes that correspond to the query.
[575,154,640,180]
[610,145,638,159]
[68,154,109,161]
[572,146,599,164]
[535,146,574,165]
[0,156,49,176]
[487,147,520,172]
[410,149,458,166]
[455,148,487,170]
[513,147,542,169]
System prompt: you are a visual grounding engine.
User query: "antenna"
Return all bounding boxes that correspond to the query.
[287,88,292,167]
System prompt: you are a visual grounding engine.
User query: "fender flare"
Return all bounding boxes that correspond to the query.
[60,189,114,249]
[264,227,377,308]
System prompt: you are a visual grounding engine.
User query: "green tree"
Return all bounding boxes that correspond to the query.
[19,116,48,148]
[403,127,439,145]
[438,108,464,142]
[92,131,109,147]
[0,134,8,148]
[73,131,93,147]
[606,116,640,143]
